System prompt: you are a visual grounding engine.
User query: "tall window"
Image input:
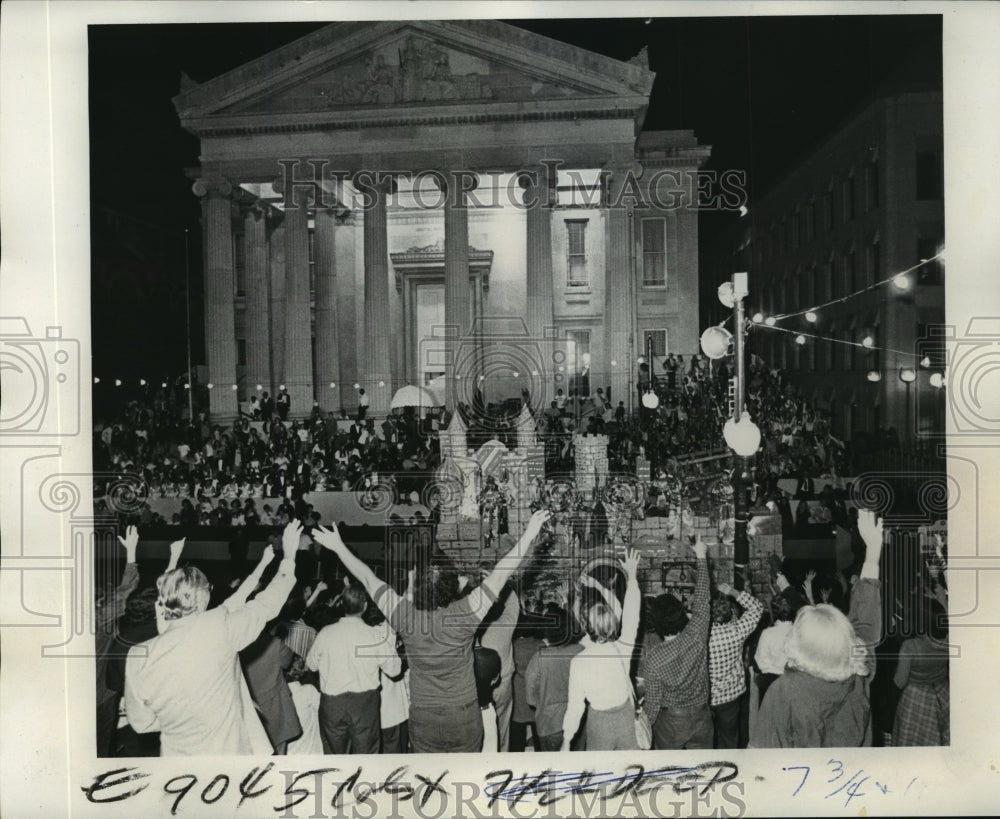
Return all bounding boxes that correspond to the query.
[841,255,857,296]
[641,217,667,286]
[917,237,944,285]
[823,189,834,231]
[791,210,800,249]
[237,339,247,367]
[566,220,588,287]
[866,159,880,210]
[643,328,668,357]
[566,329,592,395]
[866,240,880,287]
[801,266,815,307]
[916,151,943,200]
[822,259,834,302]
[842,175,855,222]
[806,201,816,242]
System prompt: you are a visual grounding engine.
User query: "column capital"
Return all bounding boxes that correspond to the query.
[192,176,233,199]
[517,167,557,208]
[274,174,315,210]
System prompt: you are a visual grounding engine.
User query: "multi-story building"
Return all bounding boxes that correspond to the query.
[711,90,944,442]
[172,20,710,419]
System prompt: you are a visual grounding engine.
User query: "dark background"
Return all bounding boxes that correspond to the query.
[88,15,942,410]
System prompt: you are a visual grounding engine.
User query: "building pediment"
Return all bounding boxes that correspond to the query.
[174,20,654,133]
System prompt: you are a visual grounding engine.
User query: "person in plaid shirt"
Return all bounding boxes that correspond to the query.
[639,536,712,749]
[708,582,763,748]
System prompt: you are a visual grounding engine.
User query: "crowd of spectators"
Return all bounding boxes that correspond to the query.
[93,388,441,520]
[97,503,947,757]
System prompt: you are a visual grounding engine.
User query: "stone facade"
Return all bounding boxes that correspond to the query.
[174,19,710,420]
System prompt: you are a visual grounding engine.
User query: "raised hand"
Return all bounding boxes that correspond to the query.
[524,509,552,540]
[690,534,708,560]
[282,520,305,554]
[621,548,641,580]
[717,582,735,598]
[804,569,817,586]
[117,525,139,555]
[259,544,275,566]
[857,509,884,551]
[169,537,186,561]
[313,523,345,553]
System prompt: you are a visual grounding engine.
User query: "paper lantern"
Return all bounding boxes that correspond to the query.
[899,368,916,384]
[206,382,214,389]
[867,370,882,382]
[929,372,945,389]
[920,356,932,368]
[723,412,761,457]
[805,311,818,323]
[139,378,147,386]
[795,335,806,345]
[700,325,732,360]
[93,377,100,384]
[115,379,122,387]
[231,384,238,391]
[642,391,660,409]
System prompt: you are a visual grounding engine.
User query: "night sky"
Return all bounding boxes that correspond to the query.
[88,14,941,390]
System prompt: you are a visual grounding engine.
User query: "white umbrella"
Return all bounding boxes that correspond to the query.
[390,384,442,410]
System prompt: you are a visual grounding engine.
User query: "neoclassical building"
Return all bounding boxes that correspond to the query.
[174,20,710,418]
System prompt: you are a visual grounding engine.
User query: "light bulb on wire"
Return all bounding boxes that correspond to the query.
[862,335,874,349]
[752,312,764,323]
[765,317,777,327]
[795,335,806,346]
[893,275,912,291]
[805,311,818,323]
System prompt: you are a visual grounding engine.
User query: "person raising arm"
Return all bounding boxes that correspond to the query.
[313,510,552,622]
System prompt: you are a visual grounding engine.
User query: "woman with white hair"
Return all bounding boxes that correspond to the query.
[750,510,884,747]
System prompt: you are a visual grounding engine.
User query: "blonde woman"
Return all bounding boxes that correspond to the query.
[560,549,641,751]
[750,510,884,747]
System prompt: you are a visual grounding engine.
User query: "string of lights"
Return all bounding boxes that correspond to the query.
[756,250,945,324]
[752,321,932,363]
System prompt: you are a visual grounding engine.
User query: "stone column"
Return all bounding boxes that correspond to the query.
[443,173,471,412]
[192,176,238,418]
[313,204,341,413]
[521,166,556,407]
[335,211,358,412]
[282,184,314,418]
[603,166,633,413]
[242,200,271,399]
[362,176,393,416]
[268,210,286,392]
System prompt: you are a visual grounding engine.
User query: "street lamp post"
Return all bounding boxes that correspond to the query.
[703,273,756,591]
[731,273,750,591]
